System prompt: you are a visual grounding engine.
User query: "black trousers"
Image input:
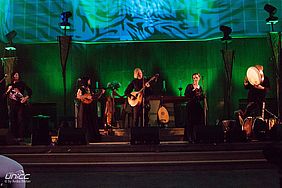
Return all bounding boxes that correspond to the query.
[9,101,27,139]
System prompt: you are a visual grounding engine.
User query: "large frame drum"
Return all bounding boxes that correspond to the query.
[246,66,264,85]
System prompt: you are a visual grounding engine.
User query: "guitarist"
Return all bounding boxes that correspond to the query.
[124,68,152,127]
[5,72,32,143]
[76,76,105,142]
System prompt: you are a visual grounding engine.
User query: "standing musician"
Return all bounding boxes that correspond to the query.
[234,65,270,139]
[5,72,32,143]
[76,76,105,142]
[124,68,153,127]
[184,73,205,143]
[241,65,270,118]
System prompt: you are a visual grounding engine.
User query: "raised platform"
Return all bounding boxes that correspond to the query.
[0,138,280,187]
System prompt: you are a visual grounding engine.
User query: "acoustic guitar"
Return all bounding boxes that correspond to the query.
[127,74,159,107]
[80,89,105,104]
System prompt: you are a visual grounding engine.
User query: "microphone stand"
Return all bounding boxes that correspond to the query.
[142,75,145,128]
[112,89,116,127]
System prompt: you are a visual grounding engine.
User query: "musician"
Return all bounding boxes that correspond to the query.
[184,73,205,143]
[243,65,270,118]
[124,68,151,127]
[76,77,104,142]
[5,72,32,143]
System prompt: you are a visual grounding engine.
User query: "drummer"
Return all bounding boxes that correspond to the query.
[243,65,270,118]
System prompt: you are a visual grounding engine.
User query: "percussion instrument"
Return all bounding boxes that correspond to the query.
[267,118,278,130]
[221,120,236,133]
[242,117,253,138]
[246,66,264,85]
[253,117,268,140]
[242,116,269,140]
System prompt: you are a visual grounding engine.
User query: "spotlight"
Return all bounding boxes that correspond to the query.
[220,25,232,41]
[60,11,72,30]
[5,30,17,51]
[264,4,278,24]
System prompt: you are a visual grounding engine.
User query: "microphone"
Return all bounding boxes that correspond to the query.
[0,74,8,84]
[155,74,159,82]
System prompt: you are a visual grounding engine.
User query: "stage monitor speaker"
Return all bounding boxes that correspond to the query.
[57,127,87,145]
[220,120,247,143]
[32,115,51,145]
[0,129,14,145]
[198,126,224,144]
[269,124,282,141]
[130,127,160,145]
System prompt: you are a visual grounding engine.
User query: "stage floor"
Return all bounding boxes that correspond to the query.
[0,128,281,188]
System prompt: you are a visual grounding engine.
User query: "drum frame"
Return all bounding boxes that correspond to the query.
[242,116,268,140]
[246,66,264,86]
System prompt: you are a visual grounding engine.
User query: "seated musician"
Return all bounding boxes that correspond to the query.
[124,68,152,127]
[76,76,104,142]
[235,65,270,127]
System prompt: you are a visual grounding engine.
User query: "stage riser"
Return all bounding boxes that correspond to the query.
[3,150,265,165]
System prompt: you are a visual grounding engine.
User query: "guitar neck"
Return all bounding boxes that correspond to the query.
[138,74,159,93]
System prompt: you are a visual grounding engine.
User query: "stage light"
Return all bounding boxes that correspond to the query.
[5,30,17,51]
[60,11,72,30]
[264,4,278,24]
[220,25,232,41]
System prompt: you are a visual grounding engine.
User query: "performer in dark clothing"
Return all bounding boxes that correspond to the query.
[124,68,152,127]
[76,77,104,142]
[233,65,270,139]
[184,73,205,143]
[243,65,270,117]
[5,72,32,142]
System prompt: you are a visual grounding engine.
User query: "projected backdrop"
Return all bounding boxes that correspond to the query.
[0,0,281,43]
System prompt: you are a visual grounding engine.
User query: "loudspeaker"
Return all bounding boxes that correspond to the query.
[0,129,14,145]
[130,127,160,145]
[198,126,224,144]
[32,116,51,145]
[226,127,247,143]
[269,124,282,141]
[57,127,87,145]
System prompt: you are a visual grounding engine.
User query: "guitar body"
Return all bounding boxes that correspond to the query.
[128,91,143,107]
[80,89,105,105]
[127,74,159,107]
[157,106,169,124]
[80,93,93,104]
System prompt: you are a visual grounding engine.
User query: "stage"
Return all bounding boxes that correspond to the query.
[0,129,280,188]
